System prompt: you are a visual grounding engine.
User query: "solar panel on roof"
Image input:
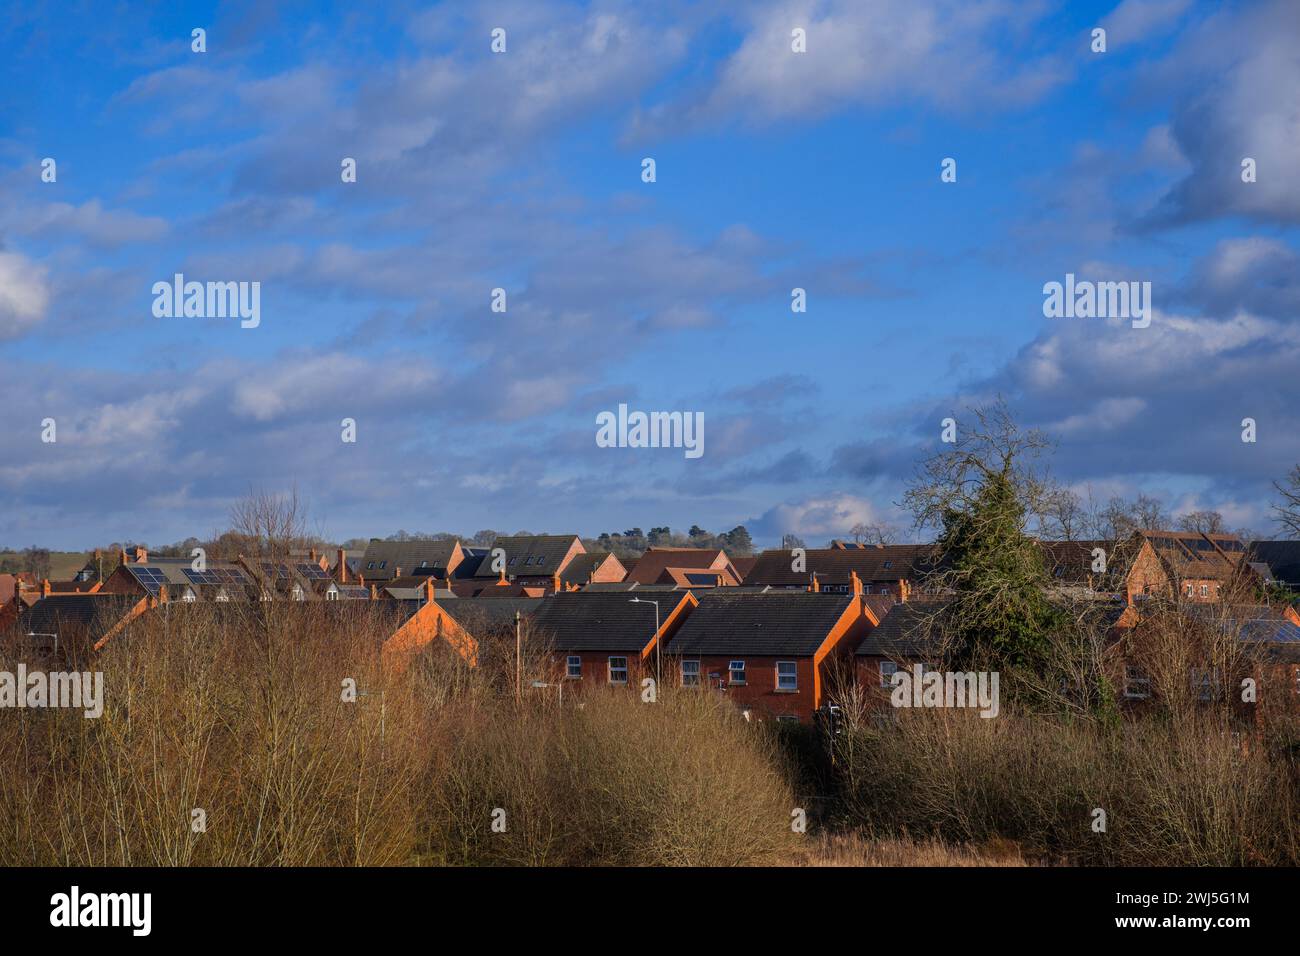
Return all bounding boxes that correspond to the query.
[297,563,330,580]
[128,566,168,595]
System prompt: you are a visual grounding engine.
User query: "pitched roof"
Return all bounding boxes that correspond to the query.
[1038,539,1115,585]
[625,547,735,585]
[743,544,936,588]
[1249,540,1300,588]
[1141,530,1247,581]
[359,538,461,581]
[561,551,626,585]
[22,594,140,634]
[731,556,758,582]
[530,590,690,652]
[854,600,949,657]
[441,597,544,632]
[472,535,581,578]
[668,591,856,656]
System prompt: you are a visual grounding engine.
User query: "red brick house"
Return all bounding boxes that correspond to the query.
[562,551,627,588]
[13,592,154,657]
[742,544,933,599]
[625,547,741,587]
[665,580,877,722]
[358,537,464,582]
[471,534,587,588]
[530,589,697,689]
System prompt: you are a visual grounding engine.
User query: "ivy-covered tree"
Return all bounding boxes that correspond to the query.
[904,400,1061,672]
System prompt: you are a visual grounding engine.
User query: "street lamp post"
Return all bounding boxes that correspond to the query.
[629,598,661,688]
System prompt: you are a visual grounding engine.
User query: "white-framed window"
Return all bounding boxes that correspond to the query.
[681,660,701,687]
[566,655,581,679]
[728,660,746,685]
[326,586,338,601]
[776,715,800,725]
[608,656,628,684]
[182,589,196,603]
[216,590,230,603]
[1294,666,1300,696]
[776,661,798,692]
[292,584,305,601]
[1124,666,1151,699]
[879,660,899,687]
[1184,583,1193,597]
[1200,584,1209,597]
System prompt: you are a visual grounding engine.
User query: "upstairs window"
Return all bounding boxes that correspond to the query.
[879,661,899,687]
[566,656,581,679]
[608,657,628,684]
[681,660,700,687]
[776,661,798,692]
[728,660,746,685]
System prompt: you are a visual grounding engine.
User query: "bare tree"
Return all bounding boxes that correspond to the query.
[1100,493,1171,539]
[848,522,899,545]
[1177,510,1226,535]
[228,484,310,559]
[1273,465,1300,538]
[1037,486,1086,541]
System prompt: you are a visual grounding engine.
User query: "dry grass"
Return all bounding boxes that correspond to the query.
[0,603,798,867]
[796,832,1035,867]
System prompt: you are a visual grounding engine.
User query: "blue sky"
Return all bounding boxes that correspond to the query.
[2,0,1298,549]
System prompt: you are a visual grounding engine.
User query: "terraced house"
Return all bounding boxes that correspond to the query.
[666,578,882,722]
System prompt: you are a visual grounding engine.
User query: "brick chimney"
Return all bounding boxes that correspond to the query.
[135,546,148,563]
[370,583,378,600]
[850,570,863,597]
[395,566,403,579]
[552,572,562,594]
[423,579,435,605]
[809,574,820,593]
[309,547,318,563]
[337,548,348,584]
[41,578,51,598]
[898,579,910,604]
[159,584,169,604]
[120,549,130,566]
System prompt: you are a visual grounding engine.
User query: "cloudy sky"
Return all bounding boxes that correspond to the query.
[2,0,1297,550]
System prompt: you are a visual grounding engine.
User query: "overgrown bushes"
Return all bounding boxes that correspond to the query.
[833,708,1300,866]
[0,605,797,866]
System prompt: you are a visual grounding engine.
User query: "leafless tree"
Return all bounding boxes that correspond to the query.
[1273,465,1300,538]
[1037,486,1086,540]
[1177,510,1226,535]
[228,484,310,559]
[848,522,899,545]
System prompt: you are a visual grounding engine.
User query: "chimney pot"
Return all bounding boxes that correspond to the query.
[41,578,51,597]
[337,548,348,584]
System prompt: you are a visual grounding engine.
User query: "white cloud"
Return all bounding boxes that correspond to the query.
[0,251,49,338]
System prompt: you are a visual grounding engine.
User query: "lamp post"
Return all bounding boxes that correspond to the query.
[629,598,661,688]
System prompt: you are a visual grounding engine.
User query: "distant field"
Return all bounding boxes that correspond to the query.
[0,551,89,579]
